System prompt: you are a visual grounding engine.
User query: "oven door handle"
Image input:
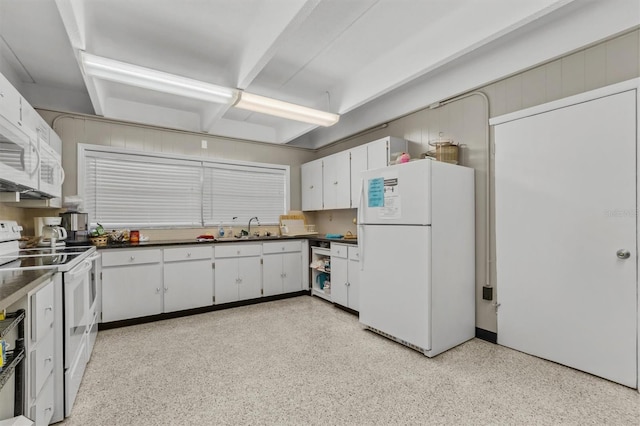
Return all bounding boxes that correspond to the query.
[86,253,101,262]
[67,260,93,279]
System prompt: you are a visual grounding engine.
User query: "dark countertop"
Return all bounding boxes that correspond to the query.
[96,234,357,249]
[0,268,55,311]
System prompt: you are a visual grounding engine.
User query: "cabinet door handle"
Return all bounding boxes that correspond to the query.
[164,287,168,292]
[187,252,191,257]
[130,256,135,261]
[45,356,53,362]
[334,181,338,185]
[45,306,53,312]
[156,287,161,293]
[310,185,314,189]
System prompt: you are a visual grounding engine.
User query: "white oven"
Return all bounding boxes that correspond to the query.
[63,258,91,371]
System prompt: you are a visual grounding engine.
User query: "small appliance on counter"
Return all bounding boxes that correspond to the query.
[37,217,67,248]
[59,211,89,246]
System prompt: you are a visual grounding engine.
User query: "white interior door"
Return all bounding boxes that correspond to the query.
[495,89,637,387]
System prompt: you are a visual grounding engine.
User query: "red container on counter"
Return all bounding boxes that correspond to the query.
[130,230,140,243]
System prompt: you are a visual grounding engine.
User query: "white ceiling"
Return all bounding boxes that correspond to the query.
[0,0,614,147]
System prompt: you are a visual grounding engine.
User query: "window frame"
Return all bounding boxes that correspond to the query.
[77,143,290,229]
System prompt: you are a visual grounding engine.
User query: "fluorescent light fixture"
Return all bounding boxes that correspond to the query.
[234,92,339,127]
[80,52,238,105]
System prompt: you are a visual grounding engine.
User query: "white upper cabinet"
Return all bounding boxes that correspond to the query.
[322,151,351,210]
[301,158,323,211]
[366,136,407,171]
[349,145,368,209]
[301,136,407,212]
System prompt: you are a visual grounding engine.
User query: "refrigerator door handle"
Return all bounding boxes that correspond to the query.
[358,177,365,270]
[359,224,364,271]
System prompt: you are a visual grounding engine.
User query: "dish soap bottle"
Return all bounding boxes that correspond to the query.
[218,222,225,238]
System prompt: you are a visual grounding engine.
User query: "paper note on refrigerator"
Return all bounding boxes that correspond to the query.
[380,177,401,219]
[368,177,384,207]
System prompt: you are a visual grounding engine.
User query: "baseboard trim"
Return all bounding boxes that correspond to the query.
[99,291,308,330]
[475,327,497,344]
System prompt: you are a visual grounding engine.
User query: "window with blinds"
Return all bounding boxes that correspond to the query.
[203,162,287,226]
[80,145,289,229]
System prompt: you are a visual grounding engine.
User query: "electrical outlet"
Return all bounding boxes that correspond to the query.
[201,139,208,149]
[482,286,493,301]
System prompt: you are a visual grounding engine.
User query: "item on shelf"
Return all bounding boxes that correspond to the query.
[344,231,357,239]
[395,152,410,164]
[90,236,108,247]
[197,234,215,241]
[279,212,317,236]
[325,233,343,239]
[130,230,140,243]
[425,139,460,164]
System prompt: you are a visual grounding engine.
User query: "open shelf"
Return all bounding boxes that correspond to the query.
[0,311,26,340]
[0,348,25,389]
[0,309,25,417]
[311,288,331,301]
[310,246,331,301]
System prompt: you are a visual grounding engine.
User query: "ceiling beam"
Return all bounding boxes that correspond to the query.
[235,0,322,90]
[201,103,233,133]
[54,0,86,50]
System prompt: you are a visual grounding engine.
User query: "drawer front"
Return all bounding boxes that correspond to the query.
[102,249,162,267]
[348,246,360,261]
[31,281,54,343]
[262,240,302,254]
[31,373,54,426]
[215,244,261,258]
[331,243,348,259]
[164,246,212,262]
[30,330,54,399]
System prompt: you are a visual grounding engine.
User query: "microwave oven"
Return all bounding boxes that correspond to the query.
[0,113,39,191]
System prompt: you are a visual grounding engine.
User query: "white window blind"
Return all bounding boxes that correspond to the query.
[203,162,286,226]
[80,145,289,229]
[84,151,202,228]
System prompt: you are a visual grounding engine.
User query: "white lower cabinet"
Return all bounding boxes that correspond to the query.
[163,246,214,311]
[262,241,303,296]
[100,240,307,321]
[26,278,55,426]
[214,244,262,304]
[330,244,360,311]
[101,249,163,322]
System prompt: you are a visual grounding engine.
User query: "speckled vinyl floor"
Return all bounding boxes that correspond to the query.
[60,296,639,425]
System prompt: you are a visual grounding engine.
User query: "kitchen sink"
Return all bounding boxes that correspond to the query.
[215,235,282,242]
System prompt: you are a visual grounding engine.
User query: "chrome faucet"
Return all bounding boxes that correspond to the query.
[248,216,260,236]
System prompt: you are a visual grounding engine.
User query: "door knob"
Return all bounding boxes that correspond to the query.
[616,249,631,259]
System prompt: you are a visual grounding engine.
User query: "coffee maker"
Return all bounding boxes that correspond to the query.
[35,217,68,248]
[59,212,89,246]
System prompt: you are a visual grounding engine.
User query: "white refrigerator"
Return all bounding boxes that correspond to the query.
[358,159,475,357]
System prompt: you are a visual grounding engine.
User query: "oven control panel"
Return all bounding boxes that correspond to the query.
[0,220,23,242]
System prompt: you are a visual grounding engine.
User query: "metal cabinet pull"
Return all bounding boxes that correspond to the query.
[617,249,631,259]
